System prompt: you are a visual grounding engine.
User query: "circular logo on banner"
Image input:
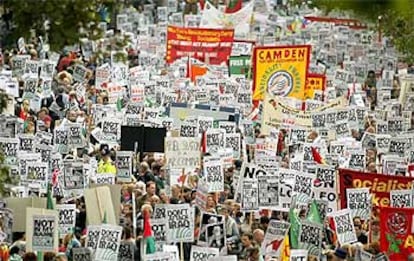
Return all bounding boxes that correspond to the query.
[267,71,293,97]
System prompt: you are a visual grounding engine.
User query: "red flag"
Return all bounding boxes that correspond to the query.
[311,147,326,164]
[225,0,242,13]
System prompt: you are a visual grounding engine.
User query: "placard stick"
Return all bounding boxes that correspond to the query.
[180,241,184,261]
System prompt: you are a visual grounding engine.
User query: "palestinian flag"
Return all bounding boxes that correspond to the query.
[143,209,156,254]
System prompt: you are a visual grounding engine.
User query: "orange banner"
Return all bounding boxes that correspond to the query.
[166,26,234,65]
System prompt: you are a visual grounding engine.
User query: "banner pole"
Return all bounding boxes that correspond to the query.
[180,241,184,261]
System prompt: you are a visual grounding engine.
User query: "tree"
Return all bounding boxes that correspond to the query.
[308,0,414,63]
[3,0,115,52]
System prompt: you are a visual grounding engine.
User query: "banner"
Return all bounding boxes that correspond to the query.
[331,209,357,246]
[262,220,290,256]
[229,56,252,79]
[253,45,311,101]
[305,74,326,100]
[26,208,59,252]
[56,204,76,238]
[338,169,414,208]
[261,96,347,135]
[199,1,254,39]
[166,26,234,65]
[379,206,414,260]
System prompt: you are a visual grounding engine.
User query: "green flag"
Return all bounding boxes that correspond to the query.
[46,183,54,210]
[102,211,107,224]
[306,200,322,224]
[289,207,301,249]
[116,97,123,112]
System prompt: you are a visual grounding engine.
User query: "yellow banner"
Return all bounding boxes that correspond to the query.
[253,45,311,101]
[305,74,326,100]
[261,95,347,135]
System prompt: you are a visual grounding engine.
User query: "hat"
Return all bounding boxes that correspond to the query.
[334,248,347,259]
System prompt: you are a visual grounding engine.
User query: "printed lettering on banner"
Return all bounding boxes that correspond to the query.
[116,151,133,182]
[298,221,323,256]
[26,162,49,187]
[331,209,358,245]
[165,137,200,169]
[262,220,290,256]
[290,249,309,261]
[190,245,219,261]
[0,137,18,165]
[346,188,371,220]
[117,241,135,261]
[86,225,101,252]
[258,175,279,209]
[56,204,76,238]
[144,252,171,261]
[166,204,195,243]
[29,214,58,252]
[95,174,115,185]
[151,218,168,251]
[313,165,337,213]
[101,118,121,144]
[293,172,315,198]
[73,247,92,261]
[94,224,122,261]
[203,157,224,193]
[390,189,412,208]
[241,179,259,211]
[205,129,225,153]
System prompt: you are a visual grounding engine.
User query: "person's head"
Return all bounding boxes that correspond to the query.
[371,219,380,234]
[23,252,37,261]
[100,144,111,161]
[151,162,161,175]
[171,184,181,199]
[159,189,169,203]
[22,99,30,112]
[67,110,77,122]
[146,181,156,196]
[253,229,265,244]
[140,162,150,174]
[141,203,153,216]
[353,216,362,227]
[241,232,253,247]
[9,246,20,256]
[367,161,377,173]
[43,252,56,261]
[207,194,216,209]
[246,245,261,261]
[260,216,270,229]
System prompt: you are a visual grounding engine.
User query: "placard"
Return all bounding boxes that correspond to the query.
[166,204,195,243]
[331,209,357,246]
[118,241,135,261]
[298,221,323,256]
[262,220,290,256]
[190,245,219,261]
[73,247,92,261]
[390,189,412,208]
[165,137,200,169]
[26,208,59,252]
[204,157,224,192]
[116,151,133,182]
[346,188,371,220]
[56,204,76,238]
[94,224,122,261]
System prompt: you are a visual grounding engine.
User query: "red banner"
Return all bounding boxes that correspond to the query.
[379,206,414,260]
[338,169,414,208]
[166,26,234,65]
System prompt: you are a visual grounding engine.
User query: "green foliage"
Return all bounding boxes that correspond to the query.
[4,0,115,52]
[310,0,414,63]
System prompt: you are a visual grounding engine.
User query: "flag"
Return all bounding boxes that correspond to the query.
[190,65,208,83]
[116,96,122,112]
[311,147,326,165]
[102,211,107,224]
[225,0,243,13]
[279,234,290,261]
[46,183,54,210]
[289,207,300,249]
[306,200,322,224]
[143,210,156,254]
[201,131,207,153]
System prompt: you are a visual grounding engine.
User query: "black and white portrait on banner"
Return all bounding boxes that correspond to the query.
[198,212,224,244]
[361,132,377,149]
[241,179,259,211]
[206,222,226,251]
[258,175,279,208]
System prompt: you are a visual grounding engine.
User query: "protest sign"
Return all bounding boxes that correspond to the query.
[56,204,76,238]
[258,175,279,209]
[26,208,59,252]
[229,56,251,79]
[379,206,414,260]
[190,245,219,261]
[165,137,200,169]
[0,137,18,165]
[94,224,122,261]
[101,118,121,144]
[205,222,226,250]
[339,169,414,208]
[346,188,371,220]
[26,162,48,187]
[262,220,290,256]
[313,165,337,213]
[151,218,168,250]
[198,212,224,245]
[163,245,179,261]
[118,241,135,261]
[298,221,323,256]
[116,151,133,182]
[73,247,92,261]
[86,225,101,252]
[204,129,225,153]
[253,45,311,101]
[166,204,194,243]
[290,249,309,261]
[293,172,315,198]
[390,189,412,208]
[331,209,358,245]
[241,179,259,211]
[203,157,224,192]
[63,162,86,193]
[166,26,234,65]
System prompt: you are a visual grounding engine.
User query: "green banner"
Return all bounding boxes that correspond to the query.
[229,55,252,79]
